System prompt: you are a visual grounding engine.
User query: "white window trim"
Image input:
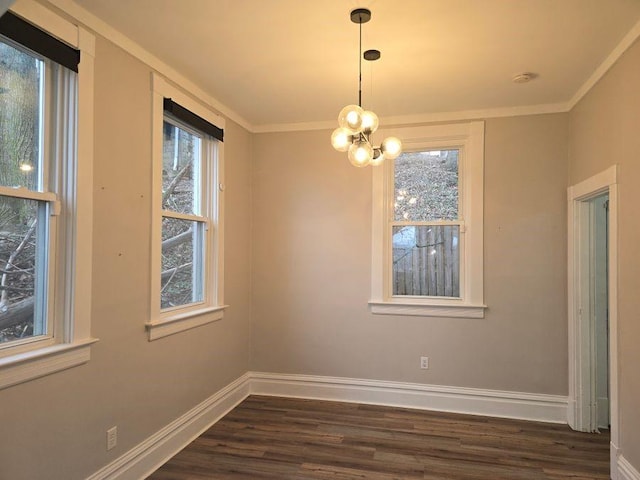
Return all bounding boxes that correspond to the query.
[148,73,226,341]
[0,0,97,390]
[370,121,486,318]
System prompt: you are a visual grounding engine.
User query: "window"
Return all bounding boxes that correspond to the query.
[0,5,95,389]
[392,149,461,297]
[370,122,485,318]
[148,74,226,340]
[0,37,52,347]
[161,117,207,310]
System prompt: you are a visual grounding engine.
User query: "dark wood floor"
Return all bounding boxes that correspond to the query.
[148,395,610,480]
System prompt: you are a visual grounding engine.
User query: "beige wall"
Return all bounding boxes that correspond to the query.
[0,35,253,480]
[569,38,640,469]
[251,114,569,394]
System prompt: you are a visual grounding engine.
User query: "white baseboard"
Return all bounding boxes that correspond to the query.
[87,372,251,480]
[612,442,621,480]
[249,372,568,424]
[83,369,640,480]
[86,371,587,480]
[619,454,640,480]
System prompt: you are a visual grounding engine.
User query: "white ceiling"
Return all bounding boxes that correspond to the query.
[65,0,640,130]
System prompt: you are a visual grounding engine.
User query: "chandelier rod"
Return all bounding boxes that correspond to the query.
[358,16,362,108]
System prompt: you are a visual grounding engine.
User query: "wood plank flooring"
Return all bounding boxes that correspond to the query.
[148,395,610,480]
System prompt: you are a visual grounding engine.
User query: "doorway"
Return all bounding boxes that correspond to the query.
[567,166,618,475]
[589,193,609,431]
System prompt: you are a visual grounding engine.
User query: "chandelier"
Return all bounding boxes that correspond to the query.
[331,8,402,167]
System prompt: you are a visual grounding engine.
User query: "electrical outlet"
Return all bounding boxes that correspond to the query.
[420,356,429,369]
[106,426,117,451]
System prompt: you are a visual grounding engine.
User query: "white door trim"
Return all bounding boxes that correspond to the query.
[567,165,619,476]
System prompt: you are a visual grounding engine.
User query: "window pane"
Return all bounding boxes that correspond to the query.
[394,150,459,221]
[392,225,459,297]
[0,40,43,191]
[162,120,201,215]
[161,217,204,309]
[0,196,47,343]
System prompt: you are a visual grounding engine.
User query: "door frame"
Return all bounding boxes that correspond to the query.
[567,165,618,475]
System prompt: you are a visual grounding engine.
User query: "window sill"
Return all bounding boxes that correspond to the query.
[0,338,98,390]
[369,300,486,318]
[146,305,228,341]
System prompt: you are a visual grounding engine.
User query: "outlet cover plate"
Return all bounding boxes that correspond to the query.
[420,356,429,369]
[107,426,117,450]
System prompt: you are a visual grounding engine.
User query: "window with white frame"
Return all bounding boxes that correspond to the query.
[370,121,485,318]
[0,5,95,389]
[148,74,226,340]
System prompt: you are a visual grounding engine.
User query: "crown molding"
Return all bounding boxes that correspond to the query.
[36,0,640,135]
[42,0,253,132]
[569,17,640,110]
[380,103,570,128]
[253,102,570,133]
[252,119,335,134]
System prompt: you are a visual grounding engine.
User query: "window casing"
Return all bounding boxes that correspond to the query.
[370,122,485,318]
[0,3,96,389]
[148,73,226,340]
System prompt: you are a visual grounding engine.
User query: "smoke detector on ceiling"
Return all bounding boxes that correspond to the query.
[512,72,538,84]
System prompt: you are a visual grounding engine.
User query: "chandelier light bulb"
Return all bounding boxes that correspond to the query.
[360,110,379,134]
[381,136,402,160]
[331,127,352,152]
[348,140,373,167]
[338,104,363,132]
[369,149,385,167]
